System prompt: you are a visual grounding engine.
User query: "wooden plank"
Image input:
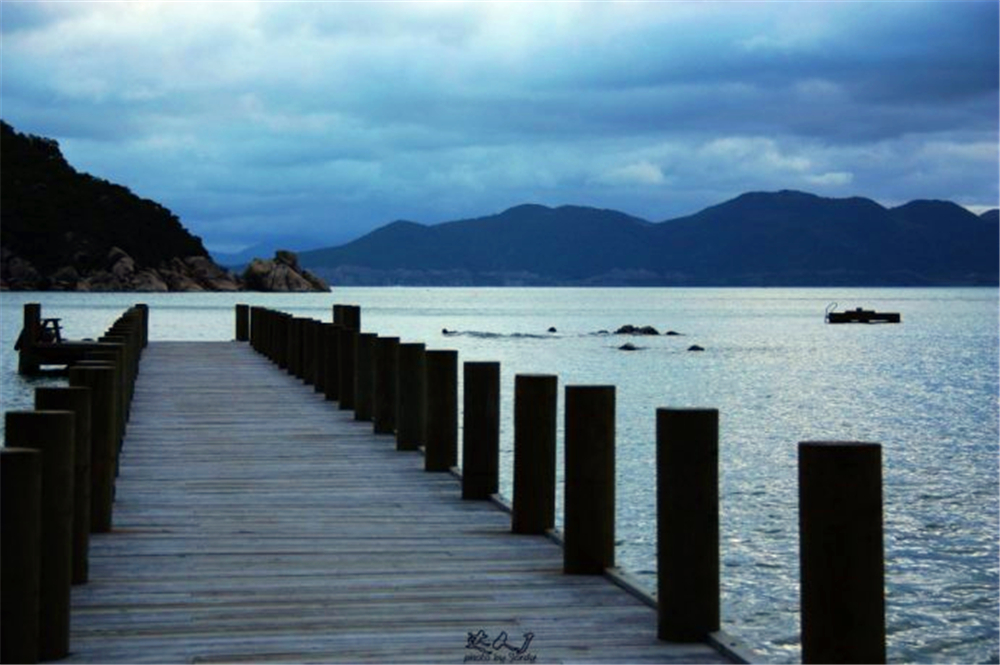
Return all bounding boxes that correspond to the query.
[65,341,736,664]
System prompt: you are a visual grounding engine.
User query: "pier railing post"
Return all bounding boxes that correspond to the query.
[324,324,343,402]
[17,303,41,374]
[425,349,458,472]
[235,304,250,341]
[314,321,328,394]
[656,408,720,642]
[353,332,377,420]
[1,447,42,664]
[4,410,76,661]
[396,343,427,451]
[512,374,558,535]
[35,386,93,585]
[337,328,357,411]
[564,385,616,574]
[372,337,399,432]
[799,441,886,664]
[69,365,117,533]
[462,362,500,499]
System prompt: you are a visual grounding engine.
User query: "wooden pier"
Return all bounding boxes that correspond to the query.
[4,303,890,664]
[61,341,739,664]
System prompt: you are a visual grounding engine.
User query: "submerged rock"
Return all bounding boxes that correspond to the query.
[615,324,660,335]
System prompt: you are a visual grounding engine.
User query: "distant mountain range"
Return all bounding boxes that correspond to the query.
[300,191,999,286]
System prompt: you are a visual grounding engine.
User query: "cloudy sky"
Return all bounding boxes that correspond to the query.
[2,1,997,254]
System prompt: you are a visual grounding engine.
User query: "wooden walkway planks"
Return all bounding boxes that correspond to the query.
[65,342,733,664]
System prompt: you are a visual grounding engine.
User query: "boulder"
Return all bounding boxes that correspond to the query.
[1,249,46,290]
[131,269,170,292]
[182,256,241,291]
[109,247,136,282]
[48,266,81,291]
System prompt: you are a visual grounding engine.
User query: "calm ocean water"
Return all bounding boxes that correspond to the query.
[2,287,997,663]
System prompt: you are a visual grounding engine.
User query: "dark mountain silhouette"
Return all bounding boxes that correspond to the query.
[1,121,208,271]
[0,121,326,291]
[300,190,998,286]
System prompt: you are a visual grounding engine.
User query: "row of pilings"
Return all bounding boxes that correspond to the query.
[240,303,887,664]
[2,304,148,663]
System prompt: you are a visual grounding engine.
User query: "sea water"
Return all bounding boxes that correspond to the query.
[1,287,997,664]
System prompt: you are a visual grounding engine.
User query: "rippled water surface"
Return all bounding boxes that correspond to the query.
[2,287,997,663]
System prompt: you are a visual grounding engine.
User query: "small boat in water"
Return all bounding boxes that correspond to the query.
[825,303,901,324]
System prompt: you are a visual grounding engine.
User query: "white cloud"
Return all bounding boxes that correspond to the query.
[594,161,668,187]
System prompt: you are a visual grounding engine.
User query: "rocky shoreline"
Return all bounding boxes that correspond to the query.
[1,247,329,293]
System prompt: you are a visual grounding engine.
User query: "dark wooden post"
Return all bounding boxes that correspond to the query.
[35,387,92,585]
[17,303,41,374]
[799,441,886,664]
[344,305,361,331]
[69,365,117,533]
[354,332,377,421]
[372,336,399,433]
[425,350,458,472]
[300,319,316,386]
[1,447,41,664]
[314,321,327,394]
[396,343,427,451]
[564,385,616,574]
[462,361,500,499]
[656,408,720,642]
[324,324,342,402]
[512,374,557,535]
[4,411,75,661]
[135,303,149,348]
[337,328,357,410]
[235,304,250,341]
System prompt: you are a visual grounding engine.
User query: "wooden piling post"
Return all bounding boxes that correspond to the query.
[314,321,328,394]
[564,385,616,574]
[4,411,76,661]
[18,302,42,374]
[656,408,720,642]
[35,387,92,585]
[512,374,558,535]
[396,343,427,451]
[135,303,149,348]
[354,332,377,420]
[69,365,117,533]
[235,304,250,341]
[1,447,41,664]
[324,324,343,402]
[799,441,886,664]
[425,350,458,472]
[337,328,357,411]
[372,337,399,433]
[462,361,500,499]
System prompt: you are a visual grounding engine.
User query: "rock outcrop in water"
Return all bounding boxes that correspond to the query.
[242,251,329,292]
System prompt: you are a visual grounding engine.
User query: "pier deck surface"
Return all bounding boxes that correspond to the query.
[66,341,733,663]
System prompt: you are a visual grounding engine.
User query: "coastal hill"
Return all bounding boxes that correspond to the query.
[300,192,999,286]
[0,121,326,292]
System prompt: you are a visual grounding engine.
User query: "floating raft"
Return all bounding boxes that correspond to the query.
[826,306,901,324]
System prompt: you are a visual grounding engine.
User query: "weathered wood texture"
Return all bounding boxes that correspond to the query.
[66,342,733,664]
